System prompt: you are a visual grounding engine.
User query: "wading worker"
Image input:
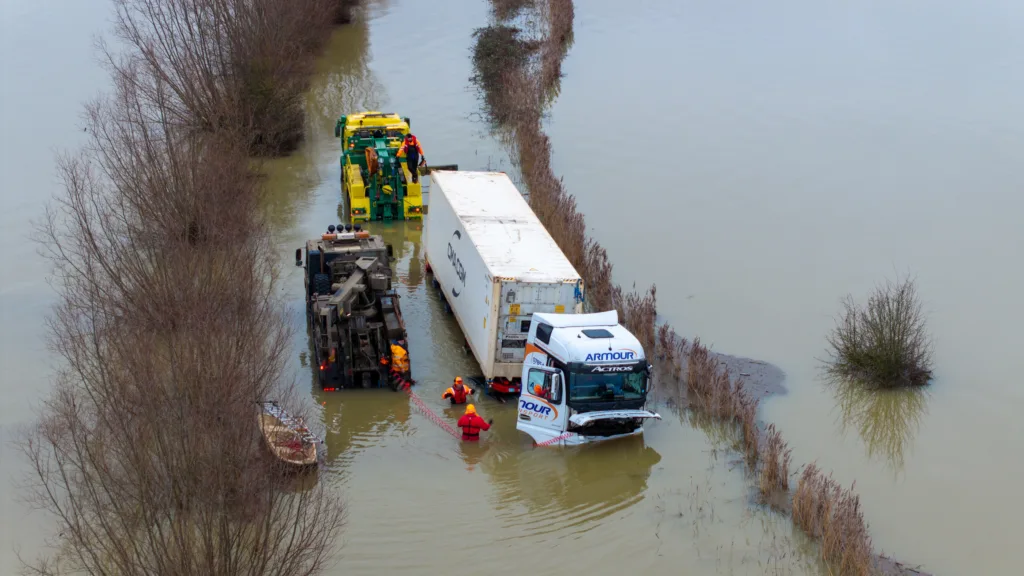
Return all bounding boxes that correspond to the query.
[457,404,492,441]
[442,377,474,405]
[396,133,425,183]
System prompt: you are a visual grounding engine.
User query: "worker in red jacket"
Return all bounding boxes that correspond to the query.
[456,404,492,441]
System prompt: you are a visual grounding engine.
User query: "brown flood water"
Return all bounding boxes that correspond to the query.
[3,0,1021,574]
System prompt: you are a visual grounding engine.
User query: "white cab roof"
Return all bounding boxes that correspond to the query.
[431,171,581,283]
[533,311,647,363]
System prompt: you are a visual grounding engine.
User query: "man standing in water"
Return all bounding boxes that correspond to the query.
[396,133,425,183]
[456,404,492,441]
[442,376,474,405]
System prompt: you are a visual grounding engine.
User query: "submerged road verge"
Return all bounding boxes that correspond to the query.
[469,1,930,574]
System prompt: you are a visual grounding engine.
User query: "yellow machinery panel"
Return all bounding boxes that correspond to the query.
[402,164,423,218]
[345,163,371,221]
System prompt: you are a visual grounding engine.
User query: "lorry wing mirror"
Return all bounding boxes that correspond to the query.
[552,373,562,402]
[295,248,302,267]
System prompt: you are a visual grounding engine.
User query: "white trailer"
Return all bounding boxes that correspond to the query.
[423,171,584,395]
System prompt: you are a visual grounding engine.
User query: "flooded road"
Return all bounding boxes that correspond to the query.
[3,0,1018,574]
[261,1,820,574]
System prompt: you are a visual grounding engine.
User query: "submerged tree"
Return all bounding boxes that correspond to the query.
[825,276,934,388]
[19,55,342,576]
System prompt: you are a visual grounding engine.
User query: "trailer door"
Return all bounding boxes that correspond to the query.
[497,282,531,364]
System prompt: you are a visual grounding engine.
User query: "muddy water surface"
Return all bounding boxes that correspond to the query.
[0,0,110,570]
[4,0,1006,574]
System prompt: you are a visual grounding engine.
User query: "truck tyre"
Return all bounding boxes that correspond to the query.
[313,273,331,296]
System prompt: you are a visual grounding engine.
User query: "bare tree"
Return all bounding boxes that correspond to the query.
[20,51,343,576]
[108,0,335,155]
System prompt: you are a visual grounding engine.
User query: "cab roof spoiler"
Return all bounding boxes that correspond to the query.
[533,310,618,329]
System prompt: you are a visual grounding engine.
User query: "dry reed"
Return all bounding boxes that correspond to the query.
[793,464,874,576]
[759,424,792,496]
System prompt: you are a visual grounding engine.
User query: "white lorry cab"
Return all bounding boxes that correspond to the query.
[516,310,661,446]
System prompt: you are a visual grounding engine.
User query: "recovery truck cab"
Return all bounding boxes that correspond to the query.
[516,310,661,446]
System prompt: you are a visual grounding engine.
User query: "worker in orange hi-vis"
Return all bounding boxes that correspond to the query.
[442,376,474,405]
[396,133,425,183]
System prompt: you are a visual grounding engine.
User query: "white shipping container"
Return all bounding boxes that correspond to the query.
[424,171,584,381]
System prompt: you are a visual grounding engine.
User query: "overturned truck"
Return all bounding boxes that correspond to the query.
[296,225,412,391]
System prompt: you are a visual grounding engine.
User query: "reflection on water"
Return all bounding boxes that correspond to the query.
[306,15,384,130]
[261,16,383,237]
[828,377,930,473]
[482,436,662,538]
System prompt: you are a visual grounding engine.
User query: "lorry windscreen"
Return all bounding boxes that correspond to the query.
[568,370,647,402]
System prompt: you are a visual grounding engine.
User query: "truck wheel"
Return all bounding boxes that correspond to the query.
[313,273,331,296]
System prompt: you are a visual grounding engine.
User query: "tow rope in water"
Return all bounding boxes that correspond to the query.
[535,431,575,446]
[405,385,462,439]
[390,368,461,439]
[390,369,572,445]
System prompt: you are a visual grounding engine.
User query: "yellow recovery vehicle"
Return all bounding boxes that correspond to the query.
[335,112,457,222]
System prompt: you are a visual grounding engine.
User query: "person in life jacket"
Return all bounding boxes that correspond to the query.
[396,133,425,183]
[442,376,474,405]
[390,343,409,374]
[456,404,492,441]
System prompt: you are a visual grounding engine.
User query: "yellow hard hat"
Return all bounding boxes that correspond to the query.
[454,376,463,384]
[465,404,476,415]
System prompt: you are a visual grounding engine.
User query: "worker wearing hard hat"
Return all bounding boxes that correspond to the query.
[396,133,426,183]
[442,377,475,405]
[456,404,492,441]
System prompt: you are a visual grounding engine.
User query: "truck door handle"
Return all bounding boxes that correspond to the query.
[519,414,531,421]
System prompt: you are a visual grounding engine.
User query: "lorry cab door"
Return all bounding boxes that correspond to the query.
[517,366,568,437]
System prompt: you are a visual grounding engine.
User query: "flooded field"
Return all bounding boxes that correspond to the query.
[545,1,1024,573]
[2,0,1022,574]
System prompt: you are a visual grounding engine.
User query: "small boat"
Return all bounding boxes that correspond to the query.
[258,401,322,469]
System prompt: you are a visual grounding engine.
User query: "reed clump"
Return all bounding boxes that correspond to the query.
[759,424,792,496]
[793,464,874,576]
[826,276,933,389]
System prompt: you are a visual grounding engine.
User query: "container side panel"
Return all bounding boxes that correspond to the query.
[425,177,499,379]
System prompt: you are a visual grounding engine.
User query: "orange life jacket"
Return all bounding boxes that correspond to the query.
[443,384,472,404]
[398,137,423,157]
